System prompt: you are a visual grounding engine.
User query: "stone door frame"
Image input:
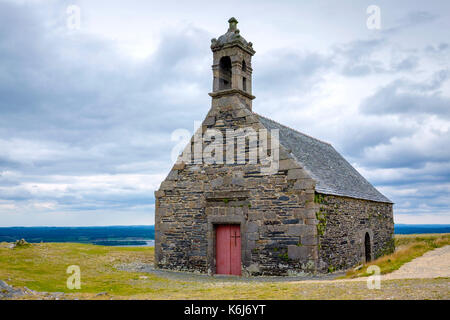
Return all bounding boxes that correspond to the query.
[359,228,374,263]
[207,214,249,275]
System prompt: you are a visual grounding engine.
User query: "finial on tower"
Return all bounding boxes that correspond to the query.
[210,17,255,54]
[228,17,238,32]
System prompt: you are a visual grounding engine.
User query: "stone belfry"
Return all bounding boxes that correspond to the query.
[209,17,255,111]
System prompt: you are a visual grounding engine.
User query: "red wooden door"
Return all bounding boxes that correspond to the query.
[216,224,241,275]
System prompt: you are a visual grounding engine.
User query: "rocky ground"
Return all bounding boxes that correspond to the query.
[0,280,66,300]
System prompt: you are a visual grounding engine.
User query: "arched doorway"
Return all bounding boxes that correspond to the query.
[365,232,371,262]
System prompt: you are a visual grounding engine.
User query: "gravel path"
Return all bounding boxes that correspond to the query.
[117,245,450,283]
[115,262,344,282]
[382,245,450,280]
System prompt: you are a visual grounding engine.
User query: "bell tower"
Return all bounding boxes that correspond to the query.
[209,17,255,111]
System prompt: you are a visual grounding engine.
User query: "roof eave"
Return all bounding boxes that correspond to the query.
[315,188,394,204]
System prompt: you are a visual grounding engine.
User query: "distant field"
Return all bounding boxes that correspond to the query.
[0,234,448,300]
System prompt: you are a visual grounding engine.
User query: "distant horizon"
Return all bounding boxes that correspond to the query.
[0,225,155,228]
[1,223,449,228]
[0,225,448,245]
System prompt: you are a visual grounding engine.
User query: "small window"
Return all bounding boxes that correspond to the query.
[242,77,247,92]
[242,60,247,72]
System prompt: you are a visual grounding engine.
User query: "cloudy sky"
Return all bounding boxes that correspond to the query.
[0,0,449,226]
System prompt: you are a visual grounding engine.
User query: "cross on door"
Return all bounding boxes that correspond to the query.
[231,230,240,246]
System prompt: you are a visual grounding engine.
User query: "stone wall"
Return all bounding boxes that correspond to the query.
[316,194,395,272]
[155,100,319,276]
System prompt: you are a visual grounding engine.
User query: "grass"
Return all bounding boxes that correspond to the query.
[342,233,450,278]
[0,235,448,300]
[0,242,160,296]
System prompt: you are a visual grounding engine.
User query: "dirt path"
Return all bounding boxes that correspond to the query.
[381,245,450,280]
[303,245,450,284]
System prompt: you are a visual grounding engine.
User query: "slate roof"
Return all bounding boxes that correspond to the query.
[258,115,392,203]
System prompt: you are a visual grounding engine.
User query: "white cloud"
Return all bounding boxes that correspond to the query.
[0,0,449,226]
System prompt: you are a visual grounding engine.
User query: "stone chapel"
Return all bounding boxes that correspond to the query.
[154,18,395,276]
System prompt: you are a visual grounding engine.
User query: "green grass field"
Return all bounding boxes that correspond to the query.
[0,234,448,300]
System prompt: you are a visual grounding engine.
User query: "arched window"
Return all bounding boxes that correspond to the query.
[365,232,371,262]
[219,56,232,90]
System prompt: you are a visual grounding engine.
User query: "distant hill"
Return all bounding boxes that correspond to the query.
[0,226,155,246]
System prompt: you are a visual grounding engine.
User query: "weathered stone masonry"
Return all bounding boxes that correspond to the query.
[154,18,394,276]
[155,103,320,276]
[315,194,395,272]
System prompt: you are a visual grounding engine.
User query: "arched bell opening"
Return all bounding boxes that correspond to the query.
[218,56,232,90]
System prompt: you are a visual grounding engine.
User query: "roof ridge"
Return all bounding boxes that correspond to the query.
[254,112,332,146]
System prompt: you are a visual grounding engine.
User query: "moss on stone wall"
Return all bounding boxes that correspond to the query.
[316,208,327,236]
[314,193,326,205]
